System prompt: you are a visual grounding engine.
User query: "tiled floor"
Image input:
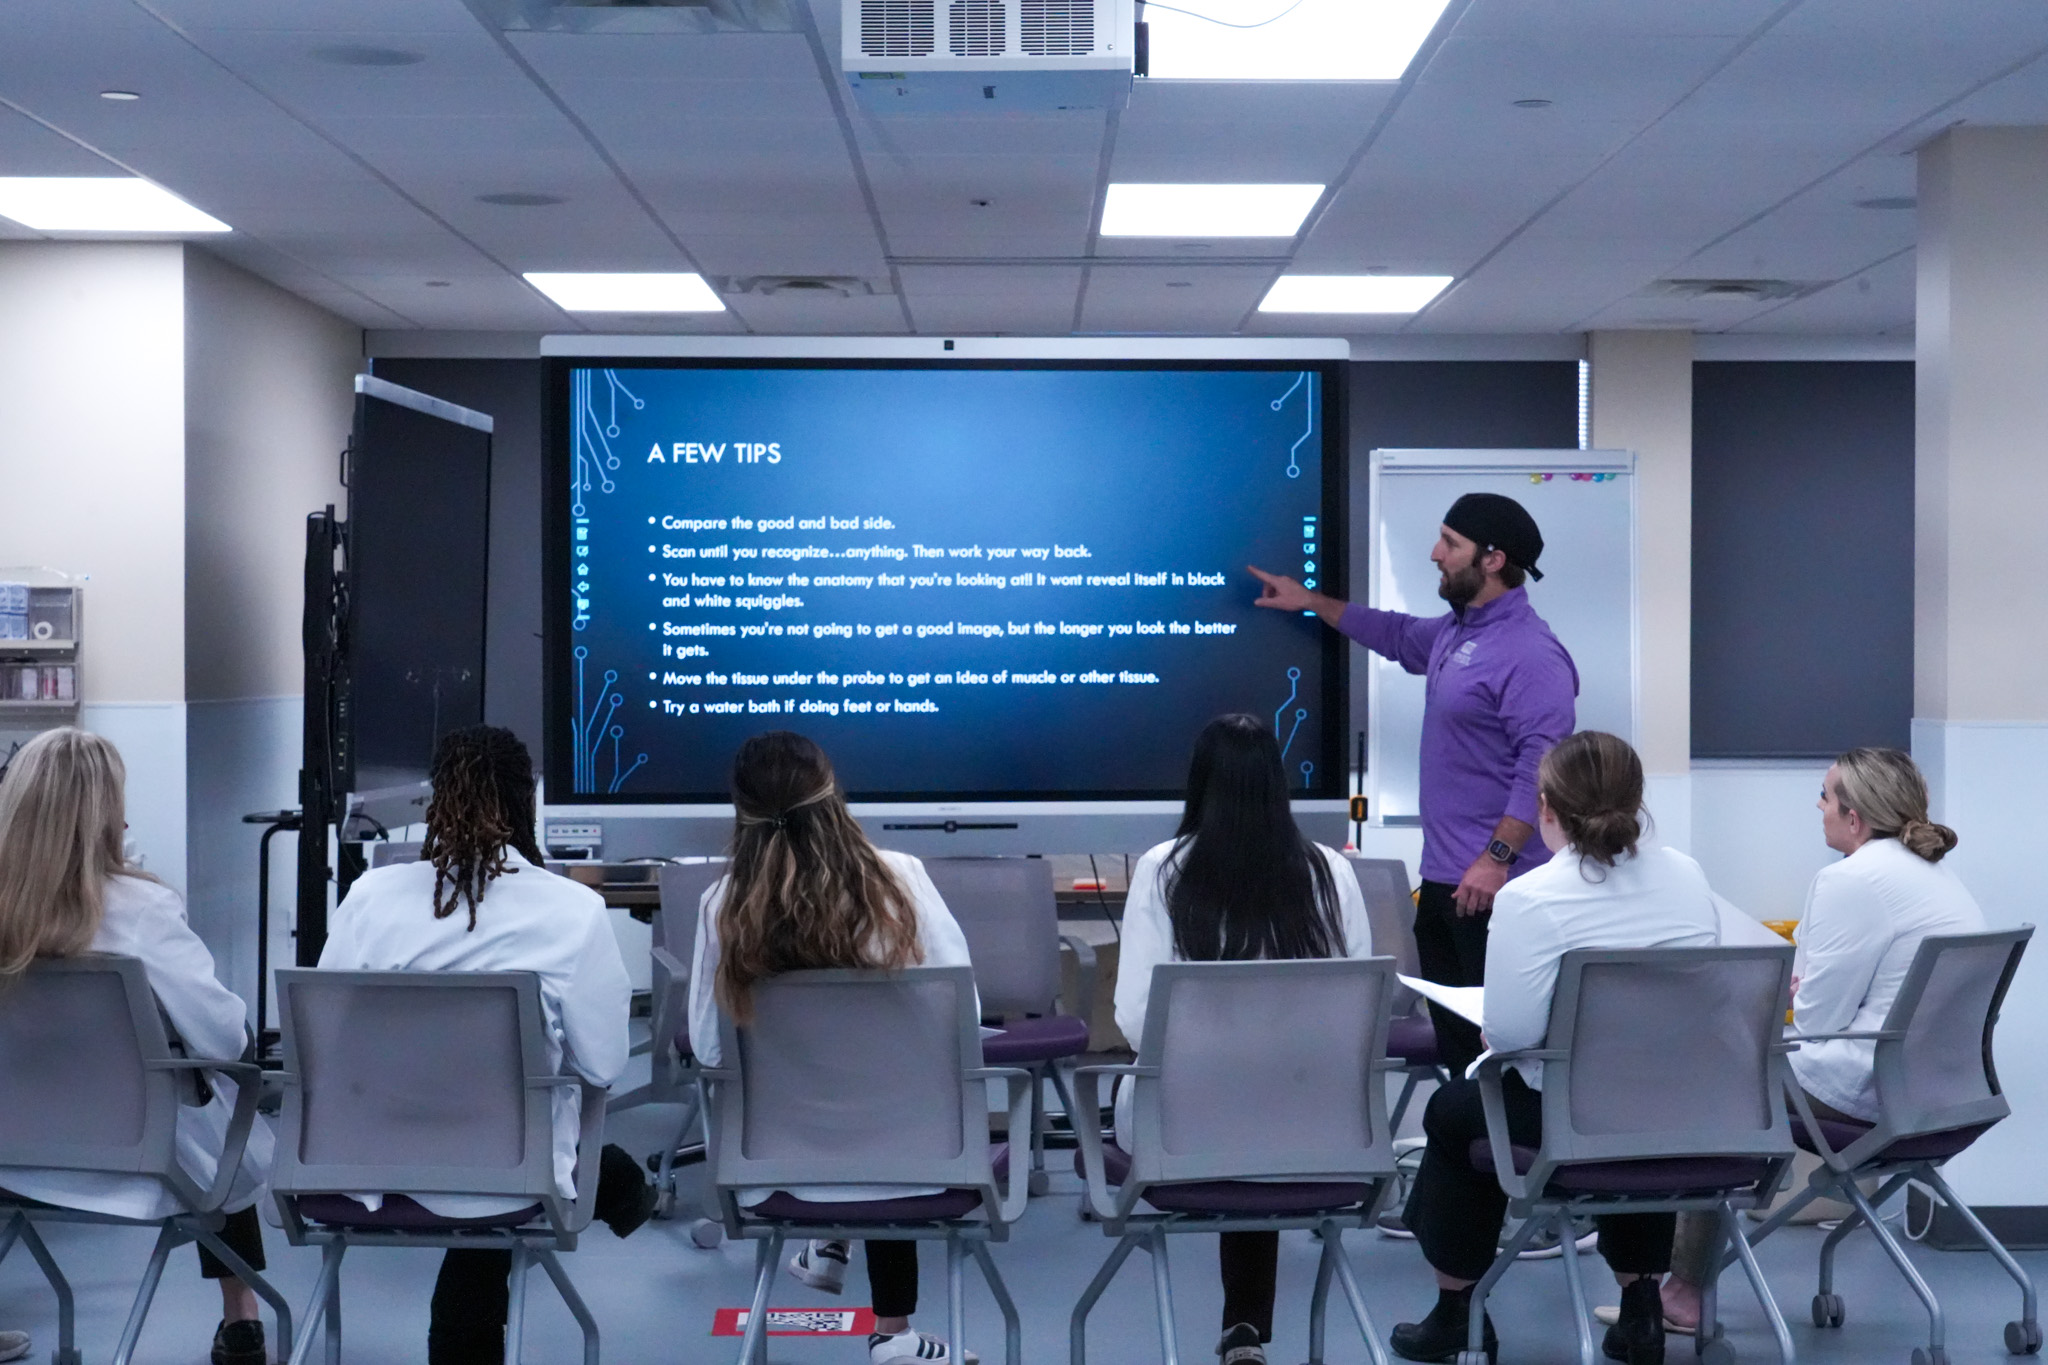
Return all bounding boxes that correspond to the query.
[4,1089,2041,1364]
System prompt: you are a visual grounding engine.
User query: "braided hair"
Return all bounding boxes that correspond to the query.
[420,725,545,930]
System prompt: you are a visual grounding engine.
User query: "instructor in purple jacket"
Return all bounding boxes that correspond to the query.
[1249,492,1577,1074]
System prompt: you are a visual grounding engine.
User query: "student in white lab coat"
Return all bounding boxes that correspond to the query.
[1389,731,1720,1365]
[318,725,644,1365]
[0,728,274,1365]
[688,730,975,1365]
[1110,713,1373,1365]
[1657,746,1985,1332]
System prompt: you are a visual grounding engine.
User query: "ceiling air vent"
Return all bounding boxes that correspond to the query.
[950,0,1007,56]
[1022,0,1093,55]
[861,0,936,56]
[1646,278,1821,303]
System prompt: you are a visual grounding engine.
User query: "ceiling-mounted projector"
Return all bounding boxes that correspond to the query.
[842,0,1134,113]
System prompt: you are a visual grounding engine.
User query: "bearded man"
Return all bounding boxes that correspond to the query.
[1250,493,1577,1075]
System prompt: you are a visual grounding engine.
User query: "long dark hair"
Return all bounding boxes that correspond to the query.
[1163,714,1344,962]
[715,732,922,1024]
[420,725,545,930]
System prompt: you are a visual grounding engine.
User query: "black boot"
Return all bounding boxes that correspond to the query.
[1390,1286,1498,1364]
[1602,1277,1666,1365]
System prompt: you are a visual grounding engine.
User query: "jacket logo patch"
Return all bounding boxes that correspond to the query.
[1452,640,1478,667]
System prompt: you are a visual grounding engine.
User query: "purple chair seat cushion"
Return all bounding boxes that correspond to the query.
[672,1027,692,1061]
[1075,1140,1372,1216]
[981,1014,1091,1064]
[1468,1142,1772,1195]
[1792,1117,1992,1163]
[1386,1013,1440,1067]
[295,1193,543,1230]
[750,1188,983,1222]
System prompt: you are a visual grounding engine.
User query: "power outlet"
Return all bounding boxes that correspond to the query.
[544,819,604,860]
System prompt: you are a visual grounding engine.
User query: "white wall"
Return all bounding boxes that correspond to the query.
[182,247,358,995]
[0,242,188,888]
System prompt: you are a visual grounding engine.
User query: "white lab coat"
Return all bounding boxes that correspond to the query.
[1482,843,1722,1090]
[1110,838,1375,1149]
[318,854,631,1216]
[1789,837,1986,1121]
[0,875,270,1222]
[687,847,972,1203]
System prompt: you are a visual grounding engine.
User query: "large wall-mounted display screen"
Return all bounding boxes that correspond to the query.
[543,357,1345,803]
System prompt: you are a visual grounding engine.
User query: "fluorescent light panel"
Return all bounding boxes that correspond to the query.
[1146,0,1454,80]
[1101,183,1323,238]
[0,178,229,233]
[1258,275,1452,313]
[524,272,725,313]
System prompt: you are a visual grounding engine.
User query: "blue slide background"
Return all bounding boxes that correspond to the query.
[564,365,1330,798]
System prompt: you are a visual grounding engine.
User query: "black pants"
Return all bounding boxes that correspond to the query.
[866,1240,919,1318]
[1220,1231,1278,1341]
[427,1147,646,1365]
[1414,880,1491,1078]
[1409,1071,1673,1283]
[196,1205,266,1279]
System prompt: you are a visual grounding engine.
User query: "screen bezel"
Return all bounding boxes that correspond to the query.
[542,354,1348,806]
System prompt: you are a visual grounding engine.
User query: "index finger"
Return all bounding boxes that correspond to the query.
[1246,564,1282,586]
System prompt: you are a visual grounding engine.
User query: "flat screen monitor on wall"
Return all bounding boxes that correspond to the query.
[540,337,1350,855]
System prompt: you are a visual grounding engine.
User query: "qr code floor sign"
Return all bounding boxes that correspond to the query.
[712,1307,878,1336]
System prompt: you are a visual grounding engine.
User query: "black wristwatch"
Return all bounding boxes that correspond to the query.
[1485,838,1519,866]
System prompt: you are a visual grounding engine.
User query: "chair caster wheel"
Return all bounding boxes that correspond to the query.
[1812,1293,1845,1328]
[689,1218,723,1249]
[1697,1338,1736,1365]
[1028,1169,1050,1197]
[2008,1320,2044,1355]
[1911,1348,1949,1365]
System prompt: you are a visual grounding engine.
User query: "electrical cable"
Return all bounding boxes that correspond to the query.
[1139,0,1311,30]
[1089,853,1121,943]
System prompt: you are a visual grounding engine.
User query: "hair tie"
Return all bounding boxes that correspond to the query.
[771,814,788,830]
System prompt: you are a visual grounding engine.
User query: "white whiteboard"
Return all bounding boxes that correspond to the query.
[1364,449,1638,826]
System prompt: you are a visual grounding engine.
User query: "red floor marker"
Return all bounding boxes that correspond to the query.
[712,1307,878,1337]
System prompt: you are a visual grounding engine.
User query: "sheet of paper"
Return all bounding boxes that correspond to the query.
[1712,893,1790,947]
[1397,974,1485,1028]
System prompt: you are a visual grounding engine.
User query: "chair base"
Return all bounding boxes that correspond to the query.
[1,1204,293,1365]
[1743,1158,2040,1362]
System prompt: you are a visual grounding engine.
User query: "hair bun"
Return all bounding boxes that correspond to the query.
[1899,818,1958,862]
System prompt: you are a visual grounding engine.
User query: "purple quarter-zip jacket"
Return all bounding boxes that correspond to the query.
[1339,586,1578,885]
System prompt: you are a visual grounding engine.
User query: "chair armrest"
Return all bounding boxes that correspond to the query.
[970,1065,1036,1224]
[568,1079,607,1232]
[1468,1052,1549,1201]
[1059,935,1099,1024]
[1783,1030,1902,1043]
[148,1059,263,1212]
[649,945,693,1051]
[1068,1063,1144,1221]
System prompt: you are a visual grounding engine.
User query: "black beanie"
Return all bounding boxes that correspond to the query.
[1442,493,1544,580]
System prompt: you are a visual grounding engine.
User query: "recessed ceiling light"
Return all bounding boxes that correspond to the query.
[1165,280,1193,288]
[1102,183,1323,238]
[311,44,424,67]
[478,192,565,207]
[523,272,725,313]
[1258,274,1452,313]
[99,90,141,101]
[1513,98,1552,108]
[0,177,229,233]
[1146,0,1453,80]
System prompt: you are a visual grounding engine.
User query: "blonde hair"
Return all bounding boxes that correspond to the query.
[0,727,154,979]
[714,732,921,1025]
[1831,747,1956,862]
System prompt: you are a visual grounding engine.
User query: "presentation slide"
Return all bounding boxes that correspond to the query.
[554,363,1340,800]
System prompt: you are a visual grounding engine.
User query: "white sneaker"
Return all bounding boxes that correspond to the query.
[787,1238,850,1293]
[0,1331,28,1365]
[868,1330,977,1364]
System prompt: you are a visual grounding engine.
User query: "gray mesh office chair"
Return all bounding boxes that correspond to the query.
[270,969,606,1365]
[703,965,1033,1365]
[1068,959,1401,1365]
[1745,927,2038,1365]
[0,954,292,1365]
[923,856,1098,1196]
[1347,855,1449,1130]
[1463,946,1798,1365]
[611,859,725,1244]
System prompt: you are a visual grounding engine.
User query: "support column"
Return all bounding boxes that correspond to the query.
[1589,330,1692,848]
[1914,127,2048,1209]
